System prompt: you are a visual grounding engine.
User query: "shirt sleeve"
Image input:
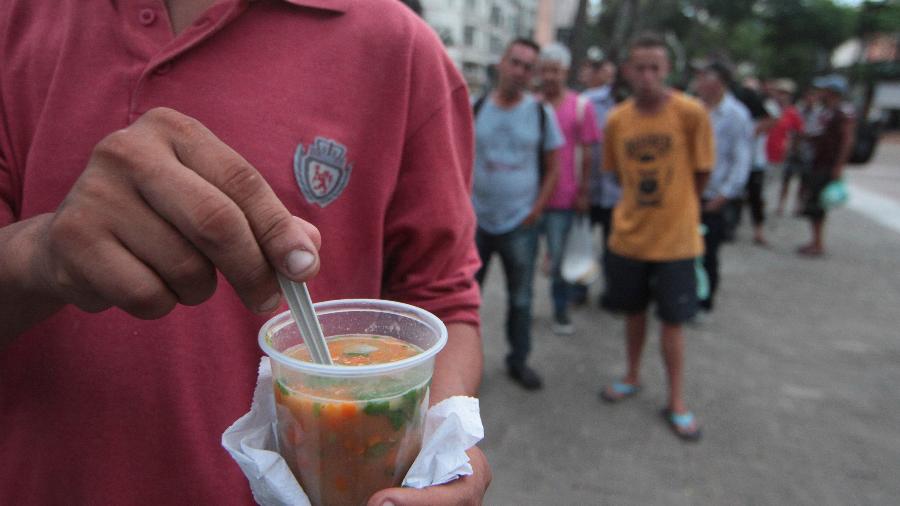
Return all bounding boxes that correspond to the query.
[602,114,617,172]
[0,128,15,226]
[381,80,481,327]
[791,109,805,133]
[719,112,754,198]
[692,106,715,173]
[542,104,565,151]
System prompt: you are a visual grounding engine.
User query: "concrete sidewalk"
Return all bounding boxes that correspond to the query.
[477,145,900,504]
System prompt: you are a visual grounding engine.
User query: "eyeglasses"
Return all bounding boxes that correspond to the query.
[507,57,535,72]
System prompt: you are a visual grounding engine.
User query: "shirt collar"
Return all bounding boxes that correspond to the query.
[259,0,352,13]
[584,84,612,100]
[712,92,735,116]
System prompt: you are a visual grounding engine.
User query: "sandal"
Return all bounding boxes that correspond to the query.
[599,381,641,403]
[660,408,702,442]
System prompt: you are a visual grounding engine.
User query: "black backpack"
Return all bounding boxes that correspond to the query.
[473,93,547,181]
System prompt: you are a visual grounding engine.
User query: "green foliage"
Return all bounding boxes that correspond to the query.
[859,0,900,34]
[585,0,870,86]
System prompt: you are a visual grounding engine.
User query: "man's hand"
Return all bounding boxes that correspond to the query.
[703,195,728,213]
[366,446,492,506]
[575,190,590,214]
[19,108,320,324]
[521,207,541,226]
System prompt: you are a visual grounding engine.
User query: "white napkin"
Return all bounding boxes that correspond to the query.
[222,357,483,506]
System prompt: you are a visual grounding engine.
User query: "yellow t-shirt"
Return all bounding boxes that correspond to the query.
[603,92,714,261]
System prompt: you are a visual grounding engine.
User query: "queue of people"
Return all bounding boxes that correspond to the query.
[472,32,856,444]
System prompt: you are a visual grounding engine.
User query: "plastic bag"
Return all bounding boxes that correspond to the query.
[695,224,709,300]
[820,179,849,210]
[561,215,599,284]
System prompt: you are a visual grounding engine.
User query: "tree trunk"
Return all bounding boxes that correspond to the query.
[609,0,639,62]
[567,0,590,86]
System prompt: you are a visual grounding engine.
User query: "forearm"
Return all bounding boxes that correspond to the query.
[534,152,560,212]
[694,172,711,202]
[0,214,65,347]
[579,146,592,199]
[833,119,856,178]
[430,322,482,404]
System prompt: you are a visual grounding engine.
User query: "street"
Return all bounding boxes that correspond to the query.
[477,136,900,505]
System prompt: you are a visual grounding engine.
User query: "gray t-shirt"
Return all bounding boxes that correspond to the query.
[472,94,565,234]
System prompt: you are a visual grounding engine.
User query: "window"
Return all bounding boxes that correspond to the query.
[490,35,503,54]
[464,26,475,47]
[490,6,502,27]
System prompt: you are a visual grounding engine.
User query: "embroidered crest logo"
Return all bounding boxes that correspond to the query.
[294,137,352,207]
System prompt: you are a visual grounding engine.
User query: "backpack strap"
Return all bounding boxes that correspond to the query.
[473,93,487,117]
[574,94,588,181]
[537,101,546,182]
[576,94,587,129]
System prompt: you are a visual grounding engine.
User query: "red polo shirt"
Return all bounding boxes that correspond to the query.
[0,1,480,504]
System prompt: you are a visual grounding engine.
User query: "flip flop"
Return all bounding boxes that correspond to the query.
[660,408,702,442]
[599,381,641,403]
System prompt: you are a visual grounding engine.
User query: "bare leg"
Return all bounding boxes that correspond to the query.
[623,312,647,385]
[812,218,824,251]
[799,217,825,256]
[776,178,790,216]
[660,322,687,414]
[753,224,767,245]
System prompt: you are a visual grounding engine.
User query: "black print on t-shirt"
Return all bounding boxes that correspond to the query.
[626,134,673,207]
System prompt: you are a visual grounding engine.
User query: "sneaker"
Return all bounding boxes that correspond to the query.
[507,363,543,390]
[553,312,574,335]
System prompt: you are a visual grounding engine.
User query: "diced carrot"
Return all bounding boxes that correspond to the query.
[340,402,357,418]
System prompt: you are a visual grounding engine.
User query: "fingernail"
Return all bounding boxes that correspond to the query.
[286,249,315,276]
[258,293,281,313]
[381,502,395,506]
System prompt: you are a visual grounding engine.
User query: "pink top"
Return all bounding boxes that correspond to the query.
[0,1,480,504]
[546,91,601,210]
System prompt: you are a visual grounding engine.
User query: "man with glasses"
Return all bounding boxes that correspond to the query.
[472,38,564,390]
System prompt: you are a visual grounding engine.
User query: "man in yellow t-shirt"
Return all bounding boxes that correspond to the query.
[598,33,714,442]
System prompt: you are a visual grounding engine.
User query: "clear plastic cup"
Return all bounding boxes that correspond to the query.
[259,299,448,506]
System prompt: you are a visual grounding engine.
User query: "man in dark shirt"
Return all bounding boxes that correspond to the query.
[798,74,856,257]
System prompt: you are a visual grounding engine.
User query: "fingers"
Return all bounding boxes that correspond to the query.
[39,108,322,319]
[366,474,483,506]
[111,197,216,306]
[366,448,490,506]
[125,109,320,312]
[151,109,321,278]
[43,212,177,319]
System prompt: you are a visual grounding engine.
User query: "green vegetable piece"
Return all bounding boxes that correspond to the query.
[402,388,420,407]
[343,343,378,357]
[365,441,393,459]
[313,402,323,418]
[275,379,291,397]
[387,410,406,430]
[364,400,390,415]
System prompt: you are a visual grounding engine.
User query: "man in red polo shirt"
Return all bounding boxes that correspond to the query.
[0,0,490,504]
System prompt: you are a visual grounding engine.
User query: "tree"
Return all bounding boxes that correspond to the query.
[582,0,861,86]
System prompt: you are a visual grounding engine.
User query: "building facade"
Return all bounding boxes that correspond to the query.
[422,0,539,94]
